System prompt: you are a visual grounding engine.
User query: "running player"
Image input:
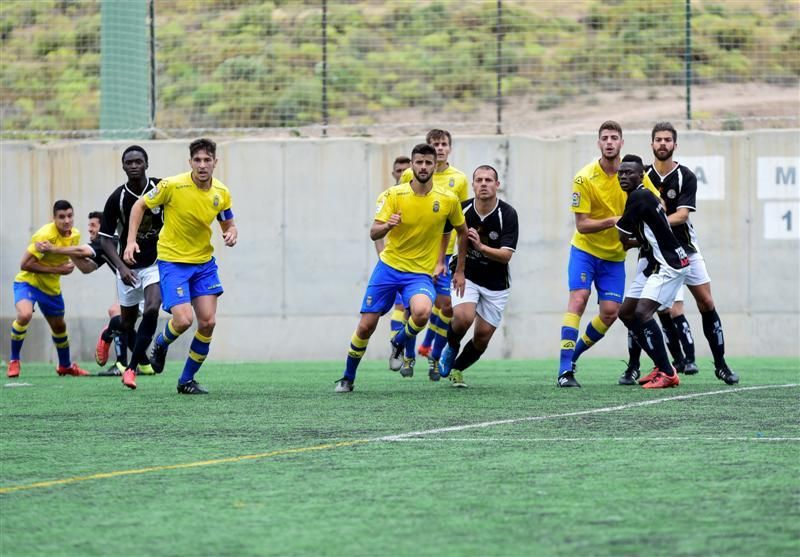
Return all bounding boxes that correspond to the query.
[124,138,237,395]
[438,165,519,387]
[334,143,468,393]
[7,201,90,378]
[100,145,163,390]
[398,129,469,379]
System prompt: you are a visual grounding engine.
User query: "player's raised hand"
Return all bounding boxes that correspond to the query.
[35,241,54,253]
[467,227,483,251]
[123,242,140,265]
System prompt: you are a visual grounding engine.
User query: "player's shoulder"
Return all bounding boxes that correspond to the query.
[398,167,413,184]
[446,165,469,181]
[210,178,230,194]
[385,183,413,197]
[675,163,697,179]
[573,159,600,185]
[433,185,460,203]
[159,172,192,187]
[498,198,518,216]
[628,186,655,202]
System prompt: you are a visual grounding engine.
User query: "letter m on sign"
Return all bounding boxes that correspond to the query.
[776,166,796,185]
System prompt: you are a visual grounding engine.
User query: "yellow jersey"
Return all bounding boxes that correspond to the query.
[375,183,465,275]
[144,172,233,264]
[399,164,469,255]
[570,159,659,262]
[15,223,80,295]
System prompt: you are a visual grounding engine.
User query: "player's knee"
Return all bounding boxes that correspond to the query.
[696,296,715,313]
[197,316,216,334]
[141,302,160,318]
[633,307,653,324]
[15,309,33,325]
[567,293,588,315]
[171,314,193,332]
[599,308,618,326]
[48,321,66,335]
[439,300,453,316]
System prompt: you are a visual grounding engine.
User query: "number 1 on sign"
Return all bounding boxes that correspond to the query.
[782,210,792,231]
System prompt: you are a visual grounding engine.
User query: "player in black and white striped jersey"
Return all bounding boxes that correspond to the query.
[615,154,689,389]
[622,123,739,386]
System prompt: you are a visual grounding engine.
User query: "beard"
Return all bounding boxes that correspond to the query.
[413,170,431,184]
[653,147,675,161]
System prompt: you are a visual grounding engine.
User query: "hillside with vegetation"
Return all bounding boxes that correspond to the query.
[1,0,797,135]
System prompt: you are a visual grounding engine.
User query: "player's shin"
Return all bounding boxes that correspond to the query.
[701,309,726,368]
[178,332,212,385]
[672,314,696,361]
[344,332,369,381]
[627,329,642,369]
[452,339,484,372]
[559,312,580,374]
[571,315,610,363]
[430,312,451,360]
[420,306,441,348]
[10,320,28,361]
[51,330,71,368]
[633,319,674,374]
[658,312,684,363]
[129,311,158,370]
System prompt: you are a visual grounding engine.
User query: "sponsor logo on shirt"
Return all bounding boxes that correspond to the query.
[147,187,158,199]
[489,231,499,240]
[667,189,677,199]
[572,192,581,207]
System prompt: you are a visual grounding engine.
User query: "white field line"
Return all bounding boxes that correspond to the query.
[375,383,799,442]
[387,437,800,442]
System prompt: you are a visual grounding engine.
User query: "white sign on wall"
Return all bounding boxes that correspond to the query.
[764,202,800,240]
[758,157,800,199]
[678,156,725,200]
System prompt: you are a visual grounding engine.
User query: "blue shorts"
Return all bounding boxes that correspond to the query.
[13,281,65,317]
[158,258,224,312]
[567,246,625,303]
[434,255,453,297]
[393,293,404,307]
[361,261,435,314]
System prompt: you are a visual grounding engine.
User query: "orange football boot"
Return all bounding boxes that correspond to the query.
[642,370,680,389]
[7,360,20,378]
[56,363,91,376]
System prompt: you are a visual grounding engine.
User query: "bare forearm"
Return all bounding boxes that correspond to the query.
[478,245,513,264]
[576,216,617,234]
[22,260,60,274]
[370,222,391,241]
[101,236,126,271]
[45,245,94,257]
[127,201,146,245]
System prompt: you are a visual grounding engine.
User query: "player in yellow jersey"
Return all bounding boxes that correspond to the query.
[398,129,470,380]
[7,200,90,378]
[124,138,238,395]
[335,144,468,392]
[557,121,659,388]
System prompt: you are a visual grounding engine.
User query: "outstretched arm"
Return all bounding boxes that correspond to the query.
[575,213,619,234]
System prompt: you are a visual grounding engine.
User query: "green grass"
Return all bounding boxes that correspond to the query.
[1,357,798,557]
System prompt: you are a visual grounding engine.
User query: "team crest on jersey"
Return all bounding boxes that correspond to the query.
[432,200,440,213]
[375,198,386,214]
[580,272,587,283]
[147,186,158,199]
[176,286,184,297]
[489,231,499,240]
[365,296,373,307]
[572,192,581,207]
[667,189,677,199]
[448,178,455,188]
[213,194,220,207]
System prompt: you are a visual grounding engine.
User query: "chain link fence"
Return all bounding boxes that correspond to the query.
[1,0,798,139]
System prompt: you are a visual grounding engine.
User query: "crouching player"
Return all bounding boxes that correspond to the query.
[438,165,519,387]
[615,155,689,389]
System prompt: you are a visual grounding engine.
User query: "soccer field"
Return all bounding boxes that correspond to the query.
[1,357,798,557]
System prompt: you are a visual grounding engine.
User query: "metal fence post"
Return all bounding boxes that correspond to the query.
[685,0,692,129]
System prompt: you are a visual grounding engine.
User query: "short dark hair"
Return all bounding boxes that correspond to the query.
[473,165,499,180]
[426,129,452,146]
[53,200,73,215]
[393,155,411,166]
[621,154,644,169]
[88,211,103,221]
[190,138,217,158]
[598,120,623,137]
[651,121,678,142]
[122,145,148,164]
[411,143,436,158]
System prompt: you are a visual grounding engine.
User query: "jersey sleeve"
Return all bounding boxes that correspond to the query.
[616,191,645,235]
[677,170,697,211]
[570,173,592,214]
[446,195,466,229]
[398,168,413,185]
[216,189,234,222]
[100,189,120,238]
[144,178,171,209]
[374,190,395,223]
[26,229,49,260]
[500,205,519,251]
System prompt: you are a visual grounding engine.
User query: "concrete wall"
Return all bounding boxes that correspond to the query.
[1,131,798,364]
